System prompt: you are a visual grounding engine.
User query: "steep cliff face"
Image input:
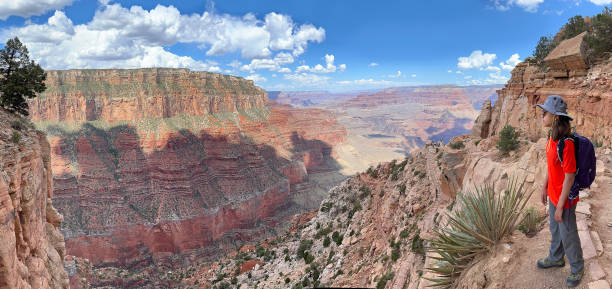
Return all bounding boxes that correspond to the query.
[477,59,612,147]
[0,110,69,289]
[29,68,266,122]
[28,69,347,279]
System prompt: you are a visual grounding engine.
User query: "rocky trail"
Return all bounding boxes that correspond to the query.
[471,149,612,289]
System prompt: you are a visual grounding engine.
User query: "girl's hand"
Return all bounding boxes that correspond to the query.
[554,206,563,223]
[541,185,547,205]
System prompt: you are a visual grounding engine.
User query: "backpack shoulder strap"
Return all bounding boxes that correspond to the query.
[557,134,576,164]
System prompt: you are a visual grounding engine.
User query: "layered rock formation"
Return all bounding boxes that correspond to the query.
[28,69,347,282]
[30,68,265,122]
[0,110,69,289]
[178,56,612,289]
[478,56,612,147]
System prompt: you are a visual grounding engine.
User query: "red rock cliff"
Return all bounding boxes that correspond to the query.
[28,69,347,274]
[29,68,266,122]
[0,110,69,289]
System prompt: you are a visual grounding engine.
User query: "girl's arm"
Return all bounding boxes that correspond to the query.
[541,171,549,205]
[554,172,576,222]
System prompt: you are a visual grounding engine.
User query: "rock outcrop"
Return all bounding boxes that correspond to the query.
[0,110,69,289]
[28,69,348,282]
[470,100,492,138]
[485,58,612,147]
[544,31,588,77]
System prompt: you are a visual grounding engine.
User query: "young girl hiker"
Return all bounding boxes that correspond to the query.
[536,94,584,287]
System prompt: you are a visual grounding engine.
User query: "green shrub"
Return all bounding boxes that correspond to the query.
[474,139,481,146]
[559,15,588,41]
[320,202,333,213]
[376,272,395,289]
[449,141,464,149]
[297,239,313,260]
[11,131,20,144]
[497,125,519,155]
[425,177,531,287]
[285,277,291,284]
[316,224,332,238]
[398,183,406,194]
[518,206,542,236]
[532,35,556,65]
[390,237,401,262]
[323,236,331,247]
[586,8,612,60]
[410,229,425,255]
[332,231,343,246]
[304,252,315,264]
[359,185,371,199]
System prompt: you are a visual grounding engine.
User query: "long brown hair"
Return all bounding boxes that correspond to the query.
[550,115,572,141]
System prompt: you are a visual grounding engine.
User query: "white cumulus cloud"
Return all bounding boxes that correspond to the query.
[0,0,75,20]
[245,74,267,83]
[492,0,544,12]
[283,73,331,88]
[369,62,379,67]
[240,52,294,72]
[295,54,345,73]
[458,50,497,70]
[387,70,402,78]
[0,4,325,72]
[589,0,612,4]
[500,53,521,70]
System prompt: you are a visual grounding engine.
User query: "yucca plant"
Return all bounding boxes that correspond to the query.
[425,177,532,288]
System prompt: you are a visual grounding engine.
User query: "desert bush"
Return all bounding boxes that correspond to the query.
[376,272,395,289]
[425,177,531,288]
[559,15,588,41]
[518,206,542,236]
[497,125,519,155]
[411,229,425,255]
[11,131,20,144]
[320,202,333,213]
[586,7,612,60]
[449,141,464,149]
[297,239,313,260]
[332,231,343,246]
[323,236,331,247]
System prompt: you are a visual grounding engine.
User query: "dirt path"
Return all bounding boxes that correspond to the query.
[504,150,612,289]
[459,149,611,289]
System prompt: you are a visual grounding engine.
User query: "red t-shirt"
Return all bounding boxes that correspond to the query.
[546,137,578,209]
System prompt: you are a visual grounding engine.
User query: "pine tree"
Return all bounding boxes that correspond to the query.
[497,125,519,155]
[0,37,46,115]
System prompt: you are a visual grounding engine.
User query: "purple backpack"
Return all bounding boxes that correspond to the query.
[556,132,597,206]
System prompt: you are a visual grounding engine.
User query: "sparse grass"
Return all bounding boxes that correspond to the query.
[425,177,531,288]
[518,206,542,237]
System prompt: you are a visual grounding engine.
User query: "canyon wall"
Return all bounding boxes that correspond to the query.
[28,69,347,277]
[0,110,69,289]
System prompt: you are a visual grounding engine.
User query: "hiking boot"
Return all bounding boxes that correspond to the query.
[536,257,565,269]
[566,269,584,287]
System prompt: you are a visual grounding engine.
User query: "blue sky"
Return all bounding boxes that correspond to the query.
[0,0,609,91]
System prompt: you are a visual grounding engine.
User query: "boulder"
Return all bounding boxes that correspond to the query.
[544,32,588,73]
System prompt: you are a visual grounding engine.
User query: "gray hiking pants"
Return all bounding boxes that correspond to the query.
[548,200,584,274]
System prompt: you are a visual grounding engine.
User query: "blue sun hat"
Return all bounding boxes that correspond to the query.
[536,94,573,120]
